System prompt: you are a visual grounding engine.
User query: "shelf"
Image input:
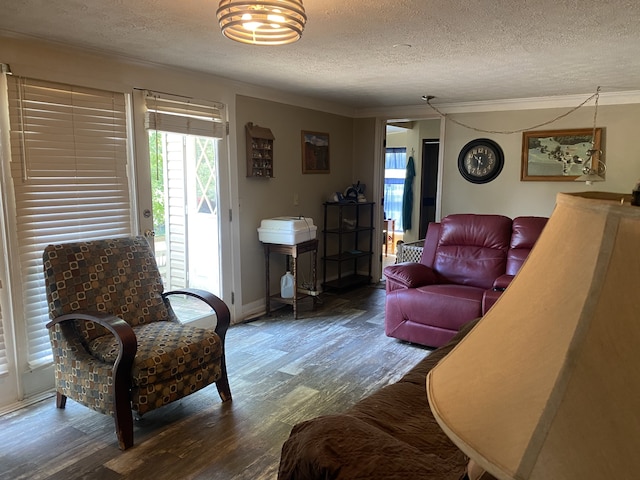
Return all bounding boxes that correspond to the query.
[322,201,374,292]
[268,292,310,306]
[323,250,373,262]
[246,122,274,178]
[324,226,373,235]
[322,274,371,291]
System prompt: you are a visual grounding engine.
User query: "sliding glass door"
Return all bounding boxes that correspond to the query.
[148,131,221,297]
[135,90,230,324]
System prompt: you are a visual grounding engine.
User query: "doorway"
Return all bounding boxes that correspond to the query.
[135,89,231,324]
[419,139,440,239]
[380,118,441,274]
[148,131,221,298]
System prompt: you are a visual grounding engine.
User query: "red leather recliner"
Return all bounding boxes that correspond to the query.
[384,214,547,348]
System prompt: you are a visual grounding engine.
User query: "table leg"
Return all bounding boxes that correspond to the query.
[264,244,271,316]
[292,254,298,319]
[312,248,318,307]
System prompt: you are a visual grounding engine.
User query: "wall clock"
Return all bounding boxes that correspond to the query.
[457,138,504,184]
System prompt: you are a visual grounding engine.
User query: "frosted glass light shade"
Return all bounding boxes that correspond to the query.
[427,191,640,480]
[216,0,307,45]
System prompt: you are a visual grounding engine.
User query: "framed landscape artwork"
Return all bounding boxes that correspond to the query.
[521,128,602,181]
[301,131,330,174]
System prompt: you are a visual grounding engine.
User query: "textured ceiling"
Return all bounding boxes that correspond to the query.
[2,0,640,110]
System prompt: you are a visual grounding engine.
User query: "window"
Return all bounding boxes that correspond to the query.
[4,76,132,370]
[384,147,406,231]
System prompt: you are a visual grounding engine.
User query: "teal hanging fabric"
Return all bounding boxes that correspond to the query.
[402,156,415,231]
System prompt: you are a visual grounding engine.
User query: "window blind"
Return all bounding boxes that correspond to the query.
[0,305,8,375]
[144,91,225,139]
[6,77,132,368]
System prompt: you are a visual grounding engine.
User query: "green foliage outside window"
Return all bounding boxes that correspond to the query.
[148,131,165,235]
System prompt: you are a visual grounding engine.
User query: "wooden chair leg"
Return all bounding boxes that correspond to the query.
[113,371,134,450]
[56,392,67,409]
[216,358,232,402]
[114,410,134,450]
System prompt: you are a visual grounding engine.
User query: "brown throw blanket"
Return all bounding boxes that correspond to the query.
[278,320,481,480]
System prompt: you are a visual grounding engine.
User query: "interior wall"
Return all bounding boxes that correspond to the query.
[235,95,355,314]
[0,34,362,324]
[352,117,379,279]
[5,34,639,319]
[439,103,640,218]
[352,117,377,196]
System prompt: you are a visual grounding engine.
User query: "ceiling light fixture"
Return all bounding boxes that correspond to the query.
[216,0,307,46]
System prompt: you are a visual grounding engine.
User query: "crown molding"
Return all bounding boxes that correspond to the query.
[354,90,640,119]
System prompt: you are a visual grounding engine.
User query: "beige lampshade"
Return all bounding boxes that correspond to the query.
[427,191,640,480]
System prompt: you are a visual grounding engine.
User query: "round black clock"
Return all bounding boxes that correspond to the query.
[457,138,504,184]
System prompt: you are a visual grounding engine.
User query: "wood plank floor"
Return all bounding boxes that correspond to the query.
[0,284,433,480]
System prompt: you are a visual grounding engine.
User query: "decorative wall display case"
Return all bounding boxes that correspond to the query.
[246,122,274,178]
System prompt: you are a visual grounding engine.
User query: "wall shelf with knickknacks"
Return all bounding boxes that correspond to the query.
[246,122,274,178]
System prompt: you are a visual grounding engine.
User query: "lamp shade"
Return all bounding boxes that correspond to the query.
[427,191,640,480]
[216,0,307,45]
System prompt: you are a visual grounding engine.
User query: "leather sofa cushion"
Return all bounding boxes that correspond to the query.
[398,285,484,330]
[507,216,548,275]
[384,262,437,288]
[433,214,511,289]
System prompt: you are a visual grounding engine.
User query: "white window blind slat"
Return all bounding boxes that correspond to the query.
[144,91,225,138]
[6,76,132,368]
[0,305,8,375]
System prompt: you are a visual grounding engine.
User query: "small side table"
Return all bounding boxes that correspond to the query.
[263,239,318,319]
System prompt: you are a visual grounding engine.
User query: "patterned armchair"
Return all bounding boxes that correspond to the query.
[43,236,231,450]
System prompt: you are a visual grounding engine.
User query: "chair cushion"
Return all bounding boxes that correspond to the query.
[43,236,171,343]
[89,321,223,386]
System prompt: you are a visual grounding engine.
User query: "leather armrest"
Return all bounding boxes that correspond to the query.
[384,262,437,288]
[492,274,515,291]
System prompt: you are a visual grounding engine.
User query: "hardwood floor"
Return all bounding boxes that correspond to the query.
[0,284,433,480]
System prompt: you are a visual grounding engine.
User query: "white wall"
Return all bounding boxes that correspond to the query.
[235,95,357,313]
[440,104,640,218]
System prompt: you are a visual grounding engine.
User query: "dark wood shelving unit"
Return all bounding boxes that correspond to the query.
[322,201,374,291]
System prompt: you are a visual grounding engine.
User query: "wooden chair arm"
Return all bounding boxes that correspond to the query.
[163,288,231,341]
[46,311,137,445]
[46,311,137,369]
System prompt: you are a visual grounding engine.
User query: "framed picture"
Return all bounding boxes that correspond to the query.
[521,128,602,181]
[301,131,330,174]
